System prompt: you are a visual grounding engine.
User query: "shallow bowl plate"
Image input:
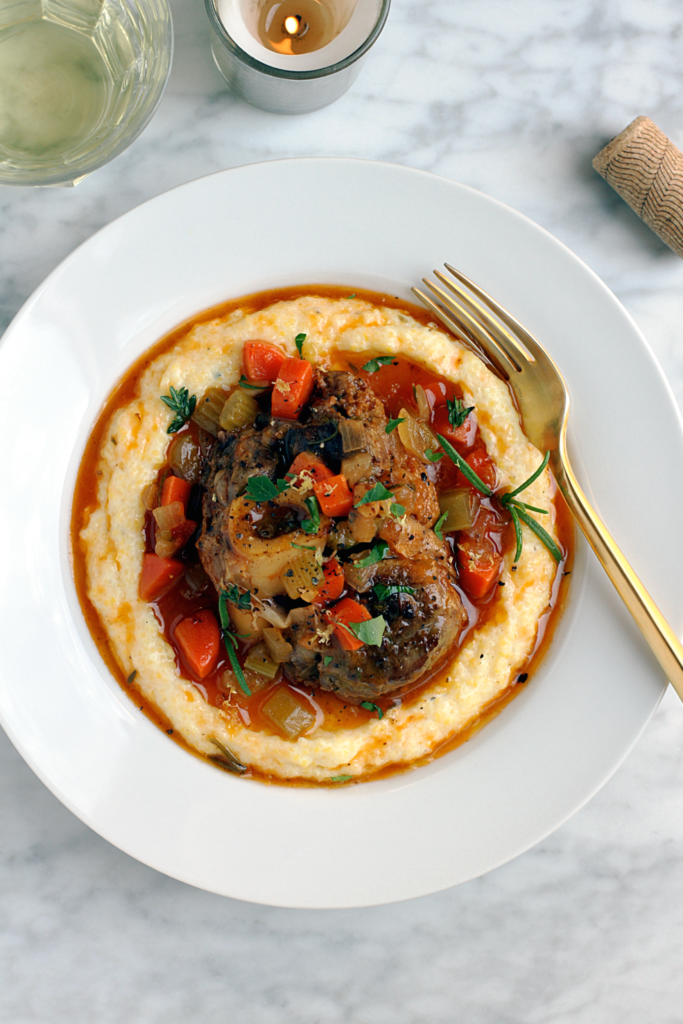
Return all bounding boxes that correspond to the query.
[1,159,681,908]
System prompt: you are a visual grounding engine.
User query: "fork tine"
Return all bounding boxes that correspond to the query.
[443,263,548,364]
[410,286,498,366]
[434,269,528,370]
[419,278,519,381]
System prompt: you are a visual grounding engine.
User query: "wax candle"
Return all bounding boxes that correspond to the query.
[205,0,390,114]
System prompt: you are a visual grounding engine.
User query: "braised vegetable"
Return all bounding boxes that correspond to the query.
[414,384,430,422]
[289,452,333,484]
[263,626,293,664]
[168,430,202,483]
[313,558,345,605]
[271,357,314,419]
[243,642,280,680]
[139,553,185,601]
[339,418,366,454]
[243,341,286,382]
[192,387,229,435]
[282,550,324,602]
[329,596,372,652]
[341,451,372,486]
[153,500,185,532]
[219,389,258,432]
[174,609,221,679]
[397,409,439,464]
[313,474,354,517]
[262,687,317,739]
[160,475,192,511]
[437,488,479,532]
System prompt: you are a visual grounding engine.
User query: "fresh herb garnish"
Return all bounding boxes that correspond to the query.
[301,495,321,534]
[436,434,492,496]
[218,592,251,696]
[223,583,251,611]
[239,374,266,390]
[347,293,356,299]
[385,416,406,434]
[355,481,394,506]
[295,332,306,356]
[499,452,562,563]
[424,449,444,462]
[242,473,282,501]
[373,583,415,601]
[355,541,390,567]
[390,502,405,518]
[433,511,449,540]
[126,669,137,685]
[331,774,353,782]
[291,541,317,551]
[350,616,387,647]
[161,386,197,434]
[447,397,475,429]
[323,655,333,667]
[362,356,394,373]
[360,700,384,718]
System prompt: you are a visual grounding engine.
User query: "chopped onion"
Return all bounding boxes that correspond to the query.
[262,687,317,739]
[414,385,430,421]
[263,626,293,664]
[281,551,323,603]
[244,642,280,680]
[438,488,479,532]
[155,536,180,558]
[168,431,202,483]
[259,601,293,630]
[397,409,438,464]
[153,501,185,531]
[343,561,378,592]
[219,389,258,432]
[339,419,366,454]
[341,451,373,486]
[141,481,159,510]
[192,387,229,435]
[349,511,378,543]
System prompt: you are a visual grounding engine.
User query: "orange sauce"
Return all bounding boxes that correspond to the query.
[70,285,574,785]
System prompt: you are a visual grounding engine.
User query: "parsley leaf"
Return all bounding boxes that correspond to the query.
[385,416,406,435]
[436,434,492,496]
[218,592,251,696]
[292,541,316,551]
[350,616,387,647]
[355,541,390,567]
[362,356,394,373]
[360,700,384,718]
[295,333,306,356]
[373,583,415,602]
[244,476,281,501]
[390,502,405,518]
[323,655,333,667]
[347,293,356,299]
[161,386,197,434]
[447,397,475,429]
[301,495,321,534]
[424,449,444,462]
[355,481,394,506]
[433,511,449,540]
[223,583,251,611]
[331,774,353,782]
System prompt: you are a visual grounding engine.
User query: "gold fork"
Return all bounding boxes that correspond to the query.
[414,263,683,702]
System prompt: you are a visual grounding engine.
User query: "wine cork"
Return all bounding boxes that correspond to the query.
[593,115,683,258]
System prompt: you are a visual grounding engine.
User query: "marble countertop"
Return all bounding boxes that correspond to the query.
[2,0,683,1019]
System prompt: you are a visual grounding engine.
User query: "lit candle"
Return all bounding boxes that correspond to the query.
[205,0,391,114]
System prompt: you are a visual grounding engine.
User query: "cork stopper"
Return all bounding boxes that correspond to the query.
[593,116,683,258]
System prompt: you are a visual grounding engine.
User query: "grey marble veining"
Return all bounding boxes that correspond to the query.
[2,0,683,1020]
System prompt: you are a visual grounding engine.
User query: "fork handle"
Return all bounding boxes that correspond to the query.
[560,453,683,701]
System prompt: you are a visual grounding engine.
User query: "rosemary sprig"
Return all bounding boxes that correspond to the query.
[499,452,562,563]
[218,591,251,696]
[447,397,474,429]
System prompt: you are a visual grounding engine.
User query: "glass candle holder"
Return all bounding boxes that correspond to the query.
[0,0,173,187]
[205,0,390,115]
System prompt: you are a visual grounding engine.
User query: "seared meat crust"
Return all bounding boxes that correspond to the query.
[197,369,468,703]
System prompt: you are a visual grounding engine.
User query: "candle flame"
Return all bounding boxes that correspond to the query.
[284,15,301,34]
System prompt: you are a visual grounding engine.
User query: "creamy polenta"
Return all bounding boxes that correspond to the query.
[78,293,562,783]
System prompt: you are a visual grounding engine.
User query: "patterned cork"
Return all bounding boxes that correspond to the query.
[593,115,683,258]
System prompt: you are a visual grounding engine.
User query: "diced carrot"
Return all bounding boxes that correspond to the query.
[432,406,477,452]
[288,451,334,484]
[139,553,185,601]
[456,446,497,492]
[243,341,286,382]
[313,558,345,605]
[329,596,371,651]
[271,358,314,420]
[174,609,221,680]
[457,538,502,600]
[161,474,192,511]
[313,474,354,517]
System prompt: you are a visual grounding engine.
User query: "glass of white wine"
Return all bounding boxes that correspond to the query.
[0,0,173,187]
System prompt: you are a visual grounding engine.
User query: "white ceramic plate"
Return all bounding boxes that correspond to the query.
[1,160,682,909]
